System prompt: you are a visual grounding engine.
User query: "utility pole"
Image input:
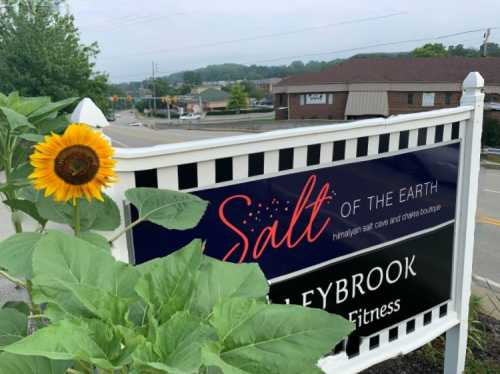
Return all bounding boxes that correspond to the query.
[151,61,158,115]
[482,28,491,57]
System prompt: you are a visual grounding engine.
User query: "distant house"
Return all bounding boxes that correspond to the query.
[251,78,282,93]
[191,85,223,94]
[273,57,500,120]
[186,88,230,112]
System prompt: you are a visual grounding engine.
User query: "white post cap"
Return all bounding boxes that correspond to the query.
[463,72,484,90]
[71,98,110,128]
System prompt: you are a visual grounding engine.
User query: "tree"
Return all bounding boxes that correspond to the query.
[146,78,174,97]
[183,70,202,85]
[480,42,500,57]
[411,43,448,57]
[448,44,480,57]
[0,0,111,112]
[241,80,265,100]
[227,83,248,112]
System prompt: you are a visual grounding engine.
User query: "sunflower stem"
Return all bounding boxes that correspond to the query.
[0,270,26,288]
[74,200,81,237]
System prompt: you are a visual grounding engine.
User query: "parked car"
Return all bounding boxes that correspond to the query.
[180,113,201,120]
[128,122,143,127]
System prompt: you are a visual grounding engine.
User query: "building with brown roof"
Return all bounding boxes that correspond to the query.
[273,57,500,120]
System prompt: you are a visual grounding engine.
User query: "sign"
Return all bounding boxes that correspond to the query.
[130,142,459,339]
[269,223,454,337]
[306,93,327,105]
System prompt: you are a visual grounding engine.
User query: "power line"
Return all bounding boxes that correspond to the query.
[101,11,408,60]
[109,27,496,81]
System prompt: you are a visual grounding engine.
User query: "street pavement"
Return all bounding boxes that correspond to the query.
[1,114,499,305]
[104,110,247,147]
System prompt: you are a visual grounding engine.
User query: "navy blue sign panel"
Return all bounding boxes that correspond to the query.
[131,142,459,279]
[269,223,454,337]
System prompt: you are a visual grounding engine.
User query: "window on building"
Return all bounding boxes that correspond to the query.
[328,93,334,104]
[445,93,452,105]
[407,93,414,105]
[422,93,435,107]
[278,94,287,107]
[299,95,305,106]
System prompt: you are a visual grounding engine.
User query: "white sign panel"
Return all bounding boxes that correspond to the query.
[306,93,327,105]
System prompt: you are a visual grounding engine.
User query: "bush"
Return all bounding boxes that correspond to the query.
[482,117,500,147]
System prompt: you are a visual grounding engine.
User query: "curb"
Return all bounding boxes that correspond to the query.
[481,160,500,170]
[473,274,500,293]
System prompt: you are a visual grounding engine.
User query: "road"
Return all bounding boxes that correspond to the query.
[104,110,247,148]
[474,167,500,285]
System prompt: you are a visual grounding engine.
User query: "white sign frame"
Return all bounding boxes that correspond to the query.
[107,73,484,374]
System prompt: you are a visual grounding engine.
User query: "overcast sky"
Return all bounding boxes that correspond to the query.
[68,0,500,83]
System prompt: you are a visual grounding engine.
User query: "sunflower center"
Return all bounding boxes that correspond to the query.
[54,145,100,185]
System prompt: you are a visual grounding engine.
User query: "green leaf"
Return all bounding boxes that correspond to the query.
[135,240,203,324]
[4,199,47,227]
[18,133,44,143]
[133,312,217,374]
[36,194,120,232]
[0,232,44,279]
[0,352,71,374]
[0,308,27,348]
[11,97,51,116]
[1,301,30,316]
[208,298,354,374]
[190,256,269,318]
[32,231,139,324]
[10,162,32,181]
[0,106,34,130]
[3,319,133,370]
[28,97,78,124]
[36,115,69,135]
[88,193,121,231]
[126,187,208,230]
[79,232,111,251]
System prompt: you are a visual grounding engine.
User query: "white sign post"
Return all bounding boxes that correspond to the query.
[443,72,484,374]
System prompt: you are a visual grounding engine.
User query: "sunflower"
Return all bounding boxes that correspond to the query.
[29,124,116,203]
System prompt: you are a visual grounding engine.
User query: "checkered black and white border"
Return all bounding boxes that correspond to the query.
[131,121,463,190]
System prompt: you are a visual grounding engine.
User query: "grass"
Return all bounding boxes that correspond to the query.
[484,154,500,164]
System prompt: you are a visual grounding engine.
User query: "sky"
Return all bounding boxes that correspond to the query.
[68,0,500,83]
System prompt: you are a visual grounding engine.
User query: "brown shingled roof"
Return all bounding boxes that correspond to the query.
[276,57,500,86]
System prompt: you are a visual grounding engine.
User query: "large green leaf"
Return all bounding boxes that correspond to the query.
[0,352,71,374]
[0,106,34,131]
[1,301,30,316]
[4,199,47,227]
[208,298,354,374]
[190,256,269,318]
[32,231,139,324]
[3,319,135,370]
[27,97,78,124]
[135,240,203,324]
[0,232,44,279]
[0,308,27,348]
[10,96,51,116]
[133,312,217,373]
[125,187,208,230]
[36,115,69,135]
[18,133,45,143]
[79,231,111,251]
[36,193,120,231]
[87,193,121,231]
